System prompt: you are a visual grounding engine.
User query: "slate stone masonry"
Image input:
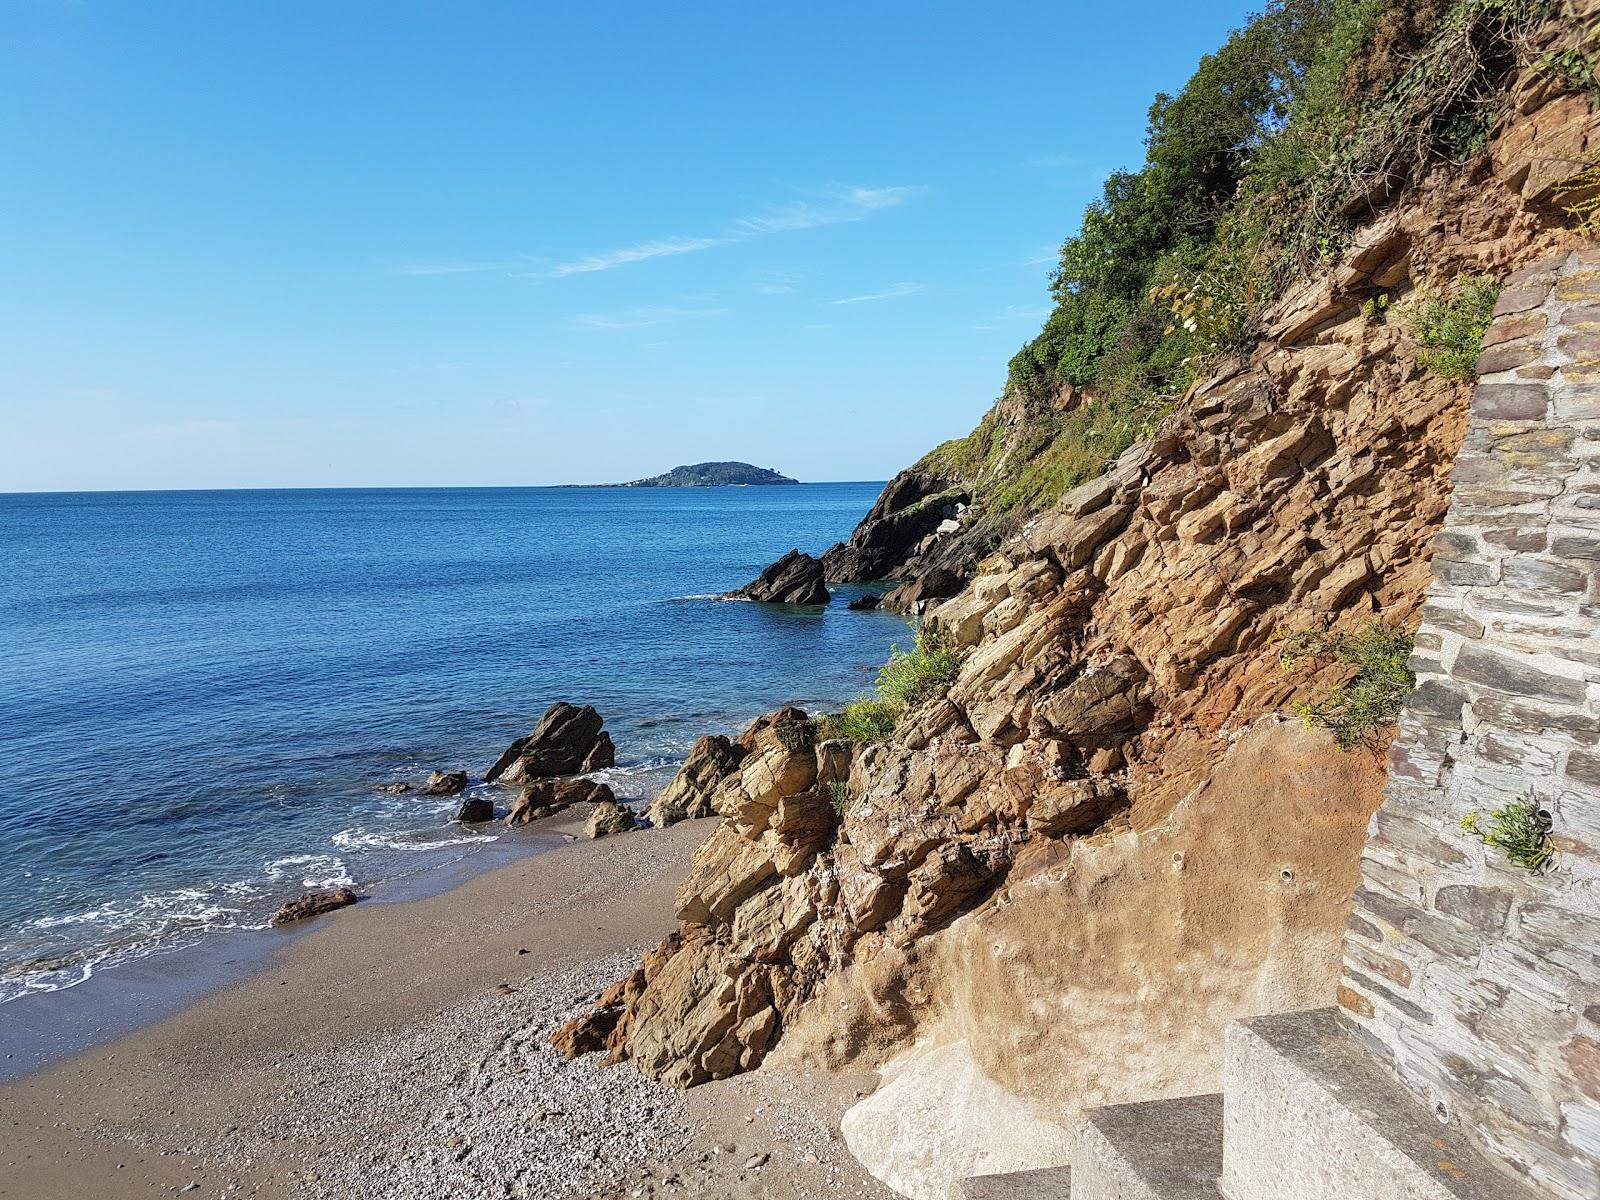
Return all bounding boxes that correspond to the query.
[1339,250,1600,1199]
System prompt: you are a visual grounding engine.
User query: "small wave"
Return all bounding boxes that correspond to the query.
[330,827,495,853]
[264,853,354,889]
[667,592,726,602]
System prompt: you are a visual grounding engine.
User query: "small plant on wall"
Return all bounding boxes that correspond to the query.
[1460,797,1554,871]
[1278,621,1416,748]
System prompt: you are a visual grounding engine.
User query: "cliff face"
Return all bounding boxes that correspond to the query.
[554,16,1598,1168]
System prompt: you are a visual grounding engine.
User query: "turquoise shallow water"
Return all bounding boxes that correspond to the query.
[0,483,902,1004]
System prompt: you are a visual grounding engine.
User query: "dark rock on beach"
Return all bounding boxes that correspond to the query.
[272,886,358,926]
[454,795,495,823]
[726,549,830,605]
[506,778,616,826]
[486,702,616,783]
[422,770,469,796]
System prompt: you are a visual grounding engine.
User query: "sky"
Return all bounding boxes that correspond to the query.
[0,1,1257,492]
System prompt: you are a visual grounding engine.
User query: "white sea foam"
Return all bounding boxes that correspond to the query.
[265,853,354,889]
[330,827,494,853]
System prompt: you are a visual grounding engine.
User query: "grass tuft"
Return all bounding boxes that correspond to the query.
[1279,621,1416,748]
[1403,274,1501,380]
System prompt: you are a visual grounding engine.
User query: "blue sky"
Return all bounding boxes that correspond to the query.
[1,1,1255,491]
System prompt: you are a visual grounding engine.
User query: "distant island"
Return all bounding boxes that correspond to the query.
[622,462,799,488]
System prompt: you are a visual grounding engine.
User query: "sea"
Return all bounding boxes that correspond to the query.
[0,483,904,1012]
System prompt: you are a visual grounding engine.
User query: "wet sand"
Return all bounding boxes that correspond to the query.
[0,814,892,1200]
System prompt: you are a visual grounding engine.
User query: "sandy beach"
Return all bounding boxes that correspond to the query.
[0,813,893,1200]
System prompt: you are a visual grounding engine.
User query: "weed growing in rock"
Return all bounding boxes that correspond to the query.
[1461,798,1553,870]
[1403,274,1501,380]
[827,779,852,818]
[815,628,963,745]
[1279,621,1416,748]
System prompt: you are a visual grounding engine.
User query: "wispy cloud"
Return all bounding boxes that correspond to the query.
[832,282,925,305]
[540,237,726,280]
[572,305,732,331]
[404,184,926,284]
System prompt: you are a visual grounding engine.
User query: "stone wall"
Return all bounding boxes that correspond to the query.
[1340,249,1600,1199]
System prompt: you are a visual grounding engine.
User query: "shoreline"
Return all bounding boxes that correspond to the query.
[0,809,893,1200]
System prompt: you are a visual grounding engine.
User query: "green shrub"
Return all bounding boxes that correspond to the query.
[1403,274,1501,380]
[878,628,962,707]
[814,698,899,746]
[815,628,963,745]
[1279,621,1416,747]
[1461,798,1553,870]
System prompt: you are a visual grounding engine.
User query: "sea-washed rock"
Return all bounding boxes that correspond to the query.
[375,781,412,794]
[726,550,830,605]
[648,735,748,828]
[486,702,616,783]
[586,801,638,839]
[454,795,494,823]
[422,770,468,796]
[847,593,883,611]
[272,887,358,925]
[506,779,616,826]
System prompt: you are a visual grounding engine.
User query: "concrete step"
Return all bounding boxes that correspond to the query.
[948,1166,1071,1198]
[1070,1092,1223,1200]
[1221,1008,1545,1200]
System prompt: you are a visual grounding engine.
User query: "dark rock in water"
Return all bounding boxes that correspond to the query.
[422,770,469,796]
[726,549,830,605]
[487,703,615,783]
[738,706,810,752]
[821,467,969,582]
[375,781,412,794]
[847,593,882,611]
[273,887,358,925]
[883,566,964,615]
[585,801,638,839]
[506,778,616,826]
[455,795,494,823]
[648,734,748,827]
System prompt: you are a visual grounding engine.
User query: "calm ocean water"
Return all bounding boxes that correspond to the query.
[0,484,903,1004]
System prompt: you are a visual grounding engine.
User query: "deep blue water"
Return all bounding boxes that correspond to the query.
[0,484,902,1003]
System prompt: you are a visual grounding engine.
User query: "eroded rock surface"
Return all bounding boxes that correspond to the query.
[272,887,358,925]
[647,735,747,828]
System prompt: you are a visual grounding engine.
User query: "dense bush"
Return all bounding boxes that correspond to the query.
[985,0,1556,513]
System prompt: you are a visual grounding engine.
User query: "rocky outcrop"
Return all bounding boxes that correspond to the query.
[506,779,615,826]
[585,801,638,839]
[422,770,468,796]
[725,550,830,605]
[821,468,969,583]
[454,795,494,823]
[555,77,1598,1111]
[272,887,358,925]
[486,703,615,783]
[647,735,748,828]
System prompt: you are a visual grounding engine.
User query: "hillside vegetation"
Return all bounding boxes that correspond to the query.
[922,0,1570,514]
